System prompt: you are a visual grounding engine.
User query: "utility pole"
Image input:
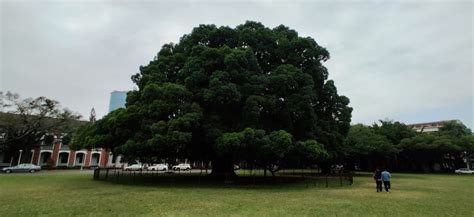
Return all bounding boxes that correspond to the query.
[18,150,23,165]
[462,151,470,170]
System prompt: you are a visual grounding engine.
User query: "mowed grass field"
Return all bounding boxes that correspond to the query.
[0,171,473,216]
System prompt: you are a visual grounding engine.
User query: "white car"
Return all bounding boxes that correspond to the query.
[455,168,474,174]
[2,164,41,173]
[172,163,191,171]
[123,164,143,171]
[148,164,168,171]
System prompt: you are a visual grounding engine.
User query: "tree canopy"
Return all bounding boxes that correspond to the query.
[73,21,352,177]
[345,124,397,157]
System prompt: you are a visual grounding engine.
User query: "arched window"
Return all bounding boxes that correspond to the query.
[75,153,85,166]
[40,152,52,165]
[91,153,100,166]
[58,152,69,166]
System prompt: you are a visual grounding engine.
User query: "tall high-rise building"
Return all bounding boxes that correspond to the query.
[108,91,127,113]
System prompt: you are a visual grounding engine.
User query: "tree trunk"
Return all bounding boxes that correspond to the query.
[208,157,237,180]
[346,160,355,171]
[320,162,331,174]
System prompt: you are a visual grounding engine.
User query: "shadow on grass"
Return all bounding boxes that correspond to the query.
[96,172,352,190]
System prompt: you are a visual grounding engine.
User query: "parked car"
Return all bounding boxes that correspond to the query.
[148,164,168,171]
[455,168,474,174]
[2,164,41,173]
[330,165,344,174]
[172,163,191,171]
[123,164,143,171]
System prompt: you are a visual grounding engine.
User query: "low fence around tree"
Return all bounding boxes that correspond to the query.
[93,167,353,188]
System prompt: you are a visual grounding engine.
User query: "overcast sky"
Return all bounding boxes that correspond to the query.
[1,0,473,129]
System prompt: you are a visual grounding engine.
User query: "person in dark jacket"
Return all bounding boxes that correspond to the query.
[373,168,382,192]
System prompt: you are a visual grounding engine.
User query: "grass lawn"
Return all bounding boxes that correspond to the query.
[0,171,473,216]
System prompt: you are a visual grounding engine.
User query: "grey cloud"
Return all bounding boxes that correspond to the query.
[1,0,472,128]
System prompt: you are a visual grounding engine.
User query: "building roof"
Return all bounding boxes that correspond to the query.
[406,120,460,132]
[406,120,459,127]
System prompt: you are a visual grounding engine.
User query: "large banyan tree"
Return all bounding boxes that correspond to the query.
[73,21,352,178]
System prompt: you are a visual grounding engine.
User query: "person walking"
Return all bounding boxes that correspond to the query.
[381,169,391,192]
[373,168,382,192]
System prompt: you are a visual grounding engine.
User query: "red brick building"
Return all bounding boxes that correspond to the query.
[1,139,115,168]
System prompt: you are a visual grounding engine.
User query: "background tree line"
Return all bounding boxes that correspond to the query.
[344,120,474,172]
[2,89,473,174]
